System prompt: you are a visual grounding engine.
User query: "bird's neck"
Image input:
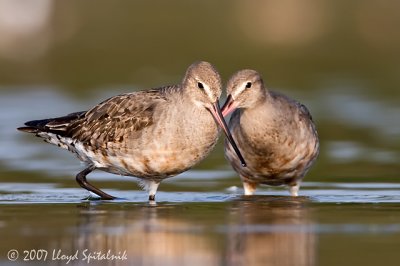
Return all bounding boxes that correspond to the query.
[241,90,270,117]
[240,94,277,130]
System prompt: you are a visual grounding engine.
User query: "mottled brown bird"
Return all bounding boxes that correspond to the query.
[222,69,319,196]
[18,61,245,201]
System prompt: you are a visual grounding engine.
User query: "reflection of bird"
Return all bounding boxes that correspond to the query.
[66,205,221,266]
[18,61,245,202]
[222,69,319,196]
[225,196,316,266]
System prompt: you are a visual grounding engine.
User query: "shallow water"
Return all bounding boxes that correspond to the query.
[0,90,399,265]
[1,1,400,264]
[0,194,400,266]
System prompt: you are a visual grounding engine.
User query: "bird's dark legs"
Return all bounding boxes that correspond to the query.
[76,166,116,200]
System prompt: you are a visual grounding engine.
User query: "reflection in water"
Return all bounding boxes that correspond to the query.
[225,196,315,266]
[0,199,315,266]
[2,198,400,266]
[53,204,220,266]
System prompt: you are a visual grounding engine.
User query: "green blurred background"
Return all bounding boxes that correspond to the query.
[1,0,399,91]
[0,3,400,265]
[0,0,399,182]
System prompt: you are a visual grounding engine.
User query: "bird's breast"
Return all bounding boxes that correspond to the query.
[226,110,318,182]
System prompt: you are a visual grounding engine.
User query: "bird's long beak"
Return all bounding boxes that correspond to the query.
[210,101,246,167]
[221,95,238,117]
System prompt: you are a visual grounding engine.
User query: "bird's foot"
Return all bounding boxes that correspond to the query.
[148,194,157,206]
[81,192,116,201]
[289,184,300,197]
[242,180,257,195]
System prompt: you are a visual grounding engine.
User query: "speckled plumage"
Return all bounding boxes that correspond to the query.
[222,69,319,196]
[18,61,243,201]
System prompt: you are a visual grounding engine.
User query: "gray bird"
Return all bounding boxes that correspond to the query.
[222,69,319,196]
[18,61,245,201]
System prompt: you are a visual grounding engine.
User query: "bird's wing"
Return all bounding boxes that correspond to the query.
[271,90,314,122]
[67,88,171,145]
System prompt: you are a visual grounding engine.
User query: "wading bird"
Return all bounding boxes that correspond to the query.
[222,69,319,196]
[18,61,245,202]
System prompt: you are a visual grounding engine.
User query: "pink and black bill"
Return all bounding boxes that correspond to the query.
[209,101,246,167]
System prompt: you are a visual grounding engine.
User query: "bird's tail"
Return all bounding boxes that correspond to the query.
[17,111,85,136]
[17,111,86,149]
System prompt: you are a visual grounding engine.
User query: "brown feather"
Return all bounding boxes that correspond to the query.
[66,88,170,147]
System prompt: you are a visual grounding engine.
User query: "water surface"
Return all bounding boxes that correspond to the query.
[1,1,400,265]
[0,84,399,266]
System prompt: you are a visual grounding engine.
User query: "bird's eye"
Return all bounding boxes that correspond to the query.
[245,82,252,88]
[197,82,204,89]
